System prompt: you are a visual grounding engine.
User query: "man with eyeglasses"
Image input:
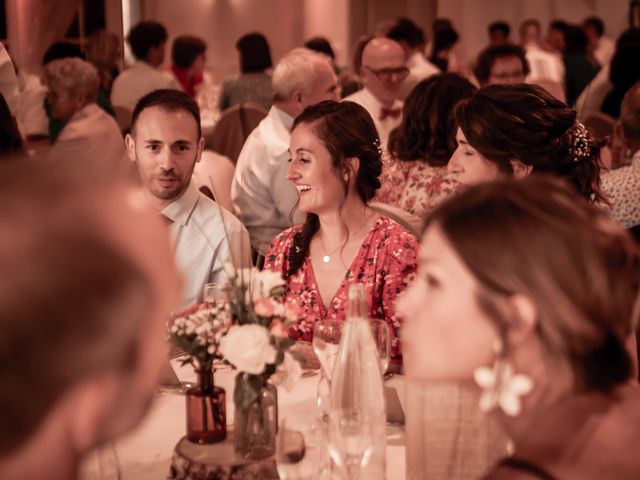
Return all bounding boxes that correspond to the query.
[473,44,530,87]
[343,37,407,147]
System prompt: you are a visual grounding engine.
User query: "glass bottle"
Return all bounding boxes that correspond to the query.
[234,380,278,460]
[328,283,386,478]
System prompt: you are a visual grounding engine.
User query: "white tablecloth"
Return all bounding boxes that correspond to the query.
[81,361,406,479]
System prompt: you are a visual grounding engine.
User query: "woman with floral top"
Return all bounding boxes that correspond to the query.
[376,73,474,221]
[264,100,418,363]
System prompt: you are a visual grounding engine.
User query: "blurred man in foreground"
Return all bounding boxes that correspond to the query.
[0,158,180,480]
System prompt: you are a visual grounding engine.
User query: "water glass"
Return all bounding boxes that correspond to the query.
[312,320,343,418]
[276,415,327,480]
[203,282,229,306]
[371,320,391,375]
[327,408,375,480]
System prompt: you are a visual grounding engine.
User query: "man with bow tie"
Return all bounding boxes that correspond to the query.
[343,37,408,148]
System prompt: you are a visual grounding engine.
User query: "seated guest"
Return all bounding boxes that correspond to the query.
[519,19,565,86]
[429,26,459,72]
[111,21,180,125]
[488,20,511,46]
[601,28,640,119]
[398,175,640,480]
[170,35,207,99]
[126,89,251,308]
[232,48,339,255]
[41,58,127,166]
[0,159,181,480]
[264,101,418,362]
[218,32,273,112]
[474,43,530,86]
[583,15,615,67]
[448,83,604,203]
[343,37,408,147]
[386,18,440,100]
[376,73,475,220]
[563,25,599,107]
[602,82,640,228]
[0,92,24,156]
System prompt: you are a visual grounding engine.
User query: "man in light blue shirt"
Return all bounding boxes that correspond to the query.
[126,89,251,308]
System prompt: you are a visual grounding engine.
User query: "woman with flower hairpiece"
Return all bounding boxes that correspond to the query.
[448,83,605,204]
[398,175,640,479]
[263,100,418,364]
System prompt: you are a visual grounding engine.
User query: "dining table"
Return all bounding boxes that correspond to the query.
[80,359,407,479]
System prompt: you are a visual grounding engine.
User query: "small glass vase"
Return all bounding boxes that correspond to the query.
[234,382,278,459]
[186,365,226,444]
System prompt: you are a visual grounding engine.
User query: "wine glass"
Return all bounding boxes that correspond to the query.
[370,320,391,375]
[327,408,375,480]
[203,282,229,307]
[276,415,327,480]
[312,320,343,419]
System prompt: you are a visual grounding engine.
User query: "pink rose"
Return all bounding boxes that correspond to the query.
[254,298,276,317]
[284,302,302,323]
[270,319,289,338]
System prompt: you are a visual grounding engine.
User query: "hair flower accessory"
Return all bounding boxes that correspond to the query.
[373,138,384,156]
[474,360,533,417]
[569,122,591,163]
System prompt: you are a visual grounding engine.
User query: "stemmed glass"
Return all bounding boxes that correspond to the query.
[312,320,343,420]
[276,415,327,479]
[370,320,391,376]
[327,408,376,480]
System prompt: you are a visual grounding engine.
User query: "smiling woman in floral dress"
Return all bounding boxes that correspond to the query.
[263,100,418,363]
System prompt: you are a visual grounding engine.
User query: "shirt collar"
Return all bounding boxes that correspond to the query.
[271,106,295,131]
[161,182,199,226]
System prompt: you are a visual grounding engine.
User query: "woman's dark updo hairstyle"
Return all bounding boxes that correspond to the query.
[286,100,382,278]
[388,73,475,166]
[454,83,604,203]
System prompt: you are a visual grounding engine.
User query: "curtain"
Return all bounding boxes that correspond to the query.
[6,0,80,75]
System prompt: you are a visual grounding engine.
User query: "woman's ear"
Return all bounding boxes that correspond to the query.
[506,293,538,346]
[510,159,533,178]
[344,156,360,182]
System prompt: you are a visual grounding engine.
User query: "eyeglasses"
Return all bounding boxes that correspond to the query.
[362,65,410,82]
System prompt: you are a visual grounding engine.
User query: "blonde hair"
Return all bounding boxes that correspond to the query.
[42,57,100,104]
[272,47,331,102]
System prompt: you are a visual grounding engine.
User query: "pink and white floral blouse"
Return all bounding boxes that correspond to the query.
[376,157,464,219]
[263,216,418,362]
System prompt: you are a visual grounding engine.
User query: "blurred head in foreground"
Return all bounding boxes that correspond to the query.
[0,158,180,479]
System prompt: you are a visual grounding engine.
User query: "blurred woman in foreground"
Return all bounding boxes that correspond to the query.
[399,175,640,479]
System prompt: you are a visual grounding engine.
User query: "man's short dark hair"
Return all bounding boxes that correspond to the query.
[171,35,207,69]
[131,89,202,138]
[304,37,335,60]
[583,16,605,37]
[42,42,84,65]
[127,21,168,61]
[387,17,426,49]
[488,21,511,38]
[236,32,273,73]
[550,20,570,34]
[474,44,530,84]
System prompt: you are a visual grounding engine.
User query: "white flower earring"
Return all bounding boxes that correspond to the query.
[473,339,533,416]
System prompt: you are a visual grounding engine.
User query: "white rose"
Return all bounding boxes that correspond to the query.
[219,324,277,374]
[270,351,303,391]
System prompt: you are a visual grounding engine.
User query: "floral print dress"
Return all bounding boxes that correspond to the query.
[263,216,418,363]
[376,157,464,219]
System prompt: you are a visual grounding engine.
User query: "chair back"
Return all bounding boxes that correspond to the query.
[206,103,267,165]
